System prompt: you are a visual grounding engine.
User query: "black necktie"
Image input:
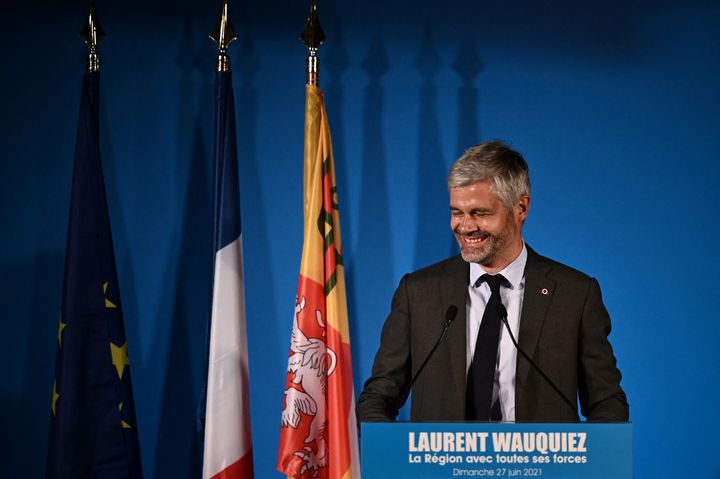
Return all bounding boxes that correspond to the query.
[466,273,505,421]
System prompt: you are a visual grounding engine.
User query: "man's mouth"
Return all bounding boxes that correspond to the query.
[460,233,490,246]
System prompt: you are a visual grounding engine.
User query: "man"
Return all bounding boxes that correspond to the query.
[357,140,628,423]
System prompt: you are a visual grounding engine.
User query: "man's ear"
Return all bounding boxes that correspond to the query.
[516,195,530,222]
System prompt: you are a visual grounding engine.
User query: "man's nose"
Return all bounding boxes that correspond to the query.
[456,216,475,233]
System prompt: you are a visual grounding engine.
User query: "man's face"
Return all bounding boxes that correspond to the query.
[449,180,529,271]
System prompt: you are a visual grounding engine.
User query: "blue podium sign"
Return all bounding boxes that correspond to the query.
[361,422,632,478]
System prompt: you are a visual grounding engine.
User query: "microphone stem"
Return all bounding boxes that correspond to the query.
[499,316,578,416]
[392,307,457,418]
[407,319,451,393]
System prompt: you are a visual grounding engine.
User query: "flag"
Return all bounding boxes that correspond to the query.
[201,67,254,479]
[46,71,143,478]
[277,85,361,478]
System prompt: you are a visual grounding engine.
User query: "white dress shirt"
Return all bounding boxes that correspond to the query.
[466,243,527,422]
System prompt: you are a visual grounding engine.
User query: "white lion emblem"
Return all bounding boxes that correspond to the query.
[281,296,337,477]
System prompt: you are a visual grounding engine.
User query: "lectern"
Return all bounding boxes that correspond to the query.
[361,422,632,478]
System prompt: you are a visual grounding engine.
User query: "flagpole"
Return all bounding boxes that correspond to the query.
[278,2,361,477]
[203,2,255,478]
[80,1,105,73]
[47,4,144,478]
[210,0,237,72]
[301,0,325,86]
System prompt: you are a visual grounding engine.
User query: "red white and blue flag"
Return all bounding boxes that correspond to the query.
[202,65,254,479]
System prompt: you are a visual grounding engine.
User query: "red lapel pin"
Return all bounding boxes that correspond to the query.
[540,288,549,295]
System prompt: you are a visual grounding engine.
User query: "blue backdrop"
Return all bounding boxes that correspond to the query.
[1,0,719,477]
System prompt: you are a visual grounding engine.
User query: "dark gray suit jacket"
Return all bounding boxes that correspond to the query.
[357,246,629,422]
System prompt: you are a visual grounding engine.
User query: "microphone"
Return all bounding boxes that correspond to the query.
[496,303,577,416]
[395,306,458,415]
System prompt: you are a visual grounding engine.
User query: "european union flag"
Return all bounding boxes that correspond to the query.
[45,71,143,479]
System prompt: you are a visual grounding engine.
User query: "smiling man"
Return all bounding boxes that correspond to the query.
[357,140,628,423]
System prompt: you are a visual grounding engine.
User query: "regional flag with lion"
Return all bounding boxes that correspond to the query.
[276,84,361,479]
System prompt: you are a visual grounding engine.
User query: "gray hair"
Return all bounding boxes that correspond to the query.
[447,140,530,209]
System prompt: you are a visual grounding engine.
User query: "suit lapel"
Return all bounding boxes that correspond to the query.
[517,246,556,387]
[439,256,470,401]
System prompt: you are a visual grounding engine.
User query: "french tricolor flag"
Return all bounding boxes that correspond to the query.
[202,64,254,479]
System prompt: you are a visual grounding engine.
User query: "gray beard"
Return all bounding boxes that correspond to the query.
[458,234,507,265]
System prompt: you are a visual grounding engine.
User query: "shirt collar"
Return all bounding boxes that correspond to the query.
[469,242,527,290]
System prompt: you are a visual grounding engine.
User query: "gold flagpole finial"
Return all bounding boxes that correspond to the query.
[80,2,105,73]
[300,0,326,85]
[210,0,238,72]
